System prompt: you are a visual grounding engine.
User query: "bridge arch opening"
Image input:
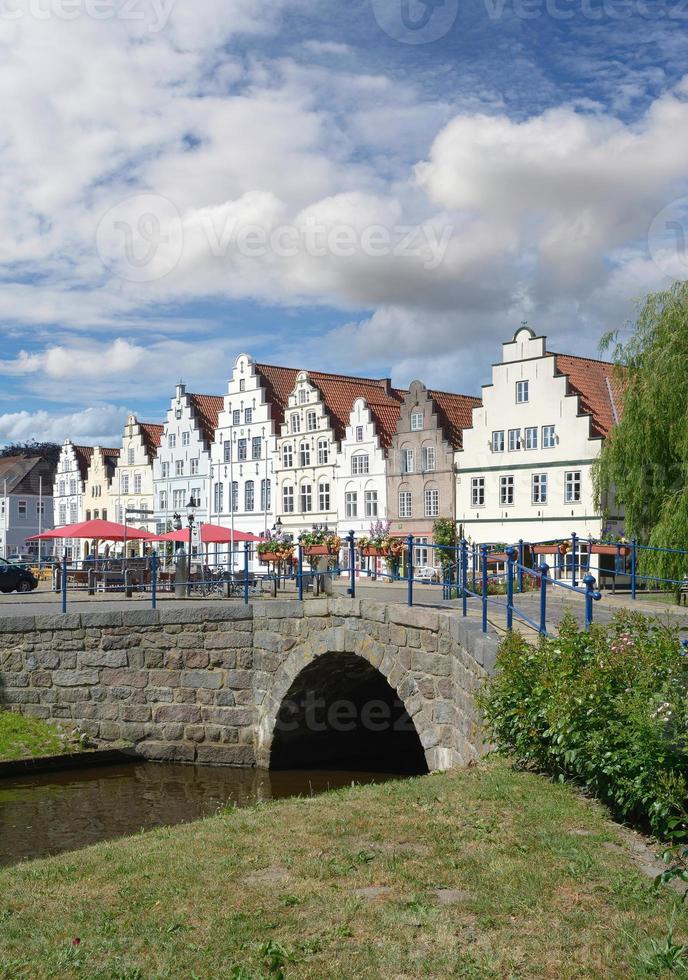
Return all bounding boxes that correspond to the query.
[269,653,428,775]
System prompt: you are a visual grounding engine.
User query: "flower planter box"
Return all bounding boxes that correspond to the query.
[360,546,388,558]
[258,552,281,563]
[486,552,508,564]
[591,544,630,557]
[532,544,561,555]
[302,545,330,557]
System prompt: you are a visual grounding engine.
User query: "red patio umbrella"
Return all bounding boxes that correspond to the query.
[29,519,156,542]
[150,524,261,545]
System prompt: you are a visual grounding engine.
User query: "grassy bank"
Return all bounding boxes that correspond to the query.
[0,710,85,762]
[0,760,686,978]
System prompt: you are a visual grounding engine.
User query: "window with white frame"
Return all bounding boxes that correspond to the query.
[532,473,548,503]
[59,481,65,496]
[283,484,294,512]
[121,474,129,494]
[364,489,378,517]
[424,487,439,517]
[282,444,293,468]
[399,490,412,518]
[172,489,184,509]
[492,430,505,453]
[223,442,231,463]
[159,490,167,511]
[500,475,514,505]
[317,440,329,465]
[355,425,364,442]
[134,474,142,494]
[351,453,369,475]
[345,491,357,517]
[422,446,436,471]
[244,408,253,424]
[127,447,135,465]
[169,434,178,449]
[471,477,485,507]
[508,428,521,451]
[69,479,77,495]
[233,410,240,425]
[291,414,301,433]
[261,479,271,511]
[516,380,529,403]
[161,462,169,478]
[565,470,582,503]
[175,408,182,420]
[36,501,45,517]
[299,388,308,404]
[191,488,200,508]
[17,500,27,520]
[59,504,66,525]
[190,458,199,475]
[319,481,330,511]
[231,481,238,511]
[175,460,184,476]
[182,432,190,447]
[306,410,317,431]
[524,426,538,450]
[299,442,311,467]
[238,439,247,461]
[542,425,556,448]
[214,483,224,513]
[252,437,261,460]
[70,502,78,522]
[300,483,312,512]
[245,480,255,511]
[401,448,414,473]
[239,379,245,392]
[410,411,424,431]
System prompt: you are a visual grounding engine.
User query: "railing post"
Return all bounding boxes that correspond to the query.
[584,573,600,629]
[61,552,67,615]
[347,530,356,598]
[297,538,304,602]
[539,562,549,635]
[571,531,578,588]
[517,538,524,593]
[480,544,488,633]
[506,546,515,631]
[631,538,637,600]
[243,543,250,605]
[151,552,157,610]
[407,534,414,607]
[472,543,477,593]
[461,538,468,617]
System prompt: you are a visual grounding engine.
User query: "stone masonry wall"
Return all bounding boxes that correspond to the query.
[0,597,497,771]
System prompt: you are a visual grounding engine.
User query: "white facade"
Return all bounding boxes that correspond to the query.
[457,326,621,555]
[83,446,119,524]
[110,415,161,530]
[53,441,90,558]
[336,397,389,537]
[210,354,276,543]
[274,372,338,538]
[153,384,222,544]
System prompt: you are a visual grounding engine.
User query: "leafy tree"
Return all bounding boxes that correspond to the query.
[0,441,61,468]
[432,518,457,575]
[594,281,688,584]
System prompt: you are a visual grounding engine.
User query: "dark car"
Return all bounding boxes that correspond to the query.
[0,557,38,594]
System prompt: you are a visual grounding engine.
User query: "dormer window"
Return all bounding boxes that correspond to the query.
[516,380,529,403]
[355,426,364,442]
[299,388,308,404]
[175,408,182,420]
[410,411,424,431]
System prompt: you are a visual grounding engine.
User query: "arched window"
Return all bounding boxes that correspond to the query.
[282,443,293,468]
[398,483,412,519]
[300,483,313,513]
[245,480,255,512]
[300,442,311,467]
[424,483,439,518]
[317,439,329,465]
[351,452,369,475]
[261,479,271,511]
[283,484,294,513]
[318,481,330,512]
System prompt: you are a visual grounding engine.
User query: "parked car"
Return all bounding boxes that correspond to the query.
[0,557,38,593]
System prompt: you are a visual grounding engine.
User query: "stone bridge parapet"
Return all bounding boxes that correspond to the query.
[0,598,498,771]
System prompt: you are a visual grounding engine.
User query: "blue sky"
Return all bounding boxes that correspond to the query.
[1,0,687,445]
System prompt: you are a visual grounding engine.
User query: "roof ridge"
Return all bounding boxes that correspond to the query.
[549,350,621,370]
[255,362,392,386]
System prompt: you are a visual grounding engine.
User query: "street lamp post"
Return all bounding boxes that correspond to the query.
[186,494,198,596]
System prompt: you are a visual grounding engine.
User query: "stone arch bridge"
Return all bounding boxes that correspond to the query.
[0,598,498,772]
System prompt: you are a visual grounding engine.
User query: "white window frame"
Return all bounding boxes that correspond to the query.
[282,484,294,513]
[300,483,313,513]
[422,446,436,472]
[508,428,521,452]
[542,425,556,449]
[532,473,548,504]
[318,482,330,512]
[345,491,358,518]
[364,489,378,518]
[471,477,485,507]
[402,448,414,474]
[410,411,424,431]
[317,440,329,465]
[351,454,369,476]
[524,426,538,450]
[424,488,439,518]
[499,475,514,506]
[492,430,505,453]
[516,380,529,403]
[398,490,412,518]
[565,470,582,503]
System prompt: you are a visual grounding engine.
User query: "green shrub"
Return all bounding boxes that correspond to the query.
[479,612,688,839]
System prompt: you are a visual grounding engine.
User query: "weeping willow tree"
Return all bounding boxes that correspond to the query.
[594,281,688,586]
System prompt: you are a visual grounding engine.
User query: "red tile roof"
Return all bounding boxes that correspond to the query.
[188,394,225,445]
[428,390,483,449]
[552,353,626,438]
[140,422,164,459]
[254,363,406,443]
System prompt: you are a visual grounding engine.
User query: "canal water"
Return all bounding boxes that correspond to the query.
[0,762,405,866]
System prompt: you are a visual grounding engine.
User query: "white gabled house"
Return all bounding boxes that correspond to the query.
[0,456,54,560]
[153,384,223,550]
[456,325,625,569]
[110,415,163,538]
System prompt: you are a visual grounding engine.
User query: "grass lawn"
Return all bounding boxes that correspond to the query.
[0,759,686,978]
[0,710,85,762]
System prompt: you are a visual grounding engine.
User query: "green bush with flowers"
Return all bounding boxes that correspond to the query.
[479,611,688,841]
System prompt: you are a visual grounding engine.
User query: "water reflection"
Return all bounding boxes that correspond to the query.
[0,762,404,866]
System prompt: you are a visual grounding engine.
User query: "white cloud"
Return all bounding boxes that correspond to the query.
[0,405,128,446]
